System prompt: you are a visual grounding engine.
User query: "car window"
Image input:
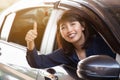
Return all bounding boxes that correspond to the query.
[8,7,53,50]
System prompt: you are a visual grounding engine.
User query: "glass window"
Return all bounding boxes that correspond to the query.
[8,7,53,50]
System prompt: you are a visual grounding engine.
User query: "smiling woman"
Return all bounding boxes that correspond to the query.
[0,0,119,80]
[26,8,116,70]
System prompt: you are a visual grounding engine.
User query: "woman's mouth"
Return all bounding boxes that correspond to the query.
[68,33,76,39]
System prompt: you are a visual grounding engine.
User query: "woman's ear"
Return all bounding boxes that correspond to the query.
[82,27,85,31]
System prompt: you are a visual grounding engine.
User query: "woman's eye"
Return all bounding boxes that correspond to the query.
[60,26,65,30]
[71,23,76,26]
[61,27,64,30]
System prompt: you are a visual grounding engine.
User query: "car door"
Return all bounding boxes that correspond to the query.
[0,1,56,68]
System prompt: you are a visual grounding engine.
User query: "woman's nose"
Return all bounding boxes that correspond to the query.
[67,26,73,32]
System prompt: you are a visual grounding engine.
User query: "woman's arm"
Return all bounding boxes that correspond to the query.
[26,48,71,69]
[26,48,39,68]
[25,21,37,50]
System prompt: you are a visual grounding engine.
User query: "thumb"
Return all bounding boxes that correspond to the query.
[33,21,37,31]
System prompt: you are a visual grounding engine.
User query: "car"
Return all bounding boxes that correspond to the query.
[0,0,120,80]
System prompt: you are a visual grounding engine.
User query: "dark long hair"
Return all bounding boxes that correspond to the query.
[57,8,94,55]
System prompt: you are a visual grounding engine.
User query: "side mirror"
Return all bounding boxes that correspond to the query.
[77,55,120,80]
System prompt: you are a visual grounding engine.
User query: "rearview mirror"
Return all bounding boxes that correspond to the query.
[77,55,120,80]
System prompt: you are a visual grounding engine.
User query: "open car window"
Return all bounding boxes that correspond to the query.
[8,7,53,50]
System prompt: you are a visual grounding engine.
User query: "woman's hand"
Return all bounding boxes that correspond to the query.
[25,21,38,50]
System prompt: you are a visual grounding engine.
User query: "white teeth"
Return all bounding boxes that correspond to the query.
[68,33,75,38]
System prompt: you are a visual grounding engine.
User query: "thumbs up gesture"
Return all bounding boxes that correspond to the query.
[25,21,38,50]
[33,21,37,32]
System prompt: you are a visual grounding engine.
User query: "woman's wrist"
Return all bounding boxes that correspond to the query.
[27,41,35,50]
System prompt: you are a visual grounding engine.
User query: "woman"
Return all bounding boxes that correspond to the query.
[25,9,116,69]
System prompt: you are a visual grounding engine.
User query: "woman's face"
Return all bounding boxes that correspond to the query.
[59,21,85,44]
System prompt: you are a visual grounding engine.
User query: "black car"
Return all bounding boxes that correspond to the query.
[0,0,120,80]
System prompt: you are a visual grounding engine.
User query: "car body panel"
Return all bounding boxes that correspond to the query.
[0,40,28,67]
[0,63,36,80]
[0,63,79,80]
